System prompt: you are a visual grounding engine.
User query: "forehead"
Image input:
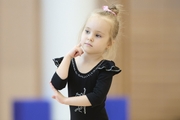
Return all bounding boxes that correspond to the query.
[85,15,111,33]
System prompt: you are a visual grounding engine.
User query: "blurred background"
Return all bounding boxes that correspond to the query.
[0,0,180,120]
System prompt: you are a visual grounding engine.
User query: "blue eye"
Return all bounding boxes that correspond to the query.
[85,30,90,34]
[96,34,101,38]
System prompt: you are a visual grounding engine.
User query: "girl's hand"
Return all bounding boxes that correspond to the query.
[50,82,66,104]
[50,83,91,106]
[67,43,84,59]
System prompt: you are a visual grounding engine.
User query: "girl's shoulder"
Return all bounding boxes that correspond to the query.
[97,59,121,74]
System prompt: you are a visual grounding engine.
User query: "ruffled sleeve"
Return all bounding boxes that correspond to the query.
[51,57,67,90]
[53,57,63,67]
[97,60,121,75]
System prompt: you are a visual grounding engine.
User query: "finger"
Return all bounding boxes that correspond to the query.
[77,43,81,47]
[76,49,83,57]
[79,47,84,55]
[80,46,84,53]
[74,51,80,57]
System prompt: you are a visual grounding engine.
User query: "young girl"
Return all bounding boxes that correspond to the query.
[50,4,123,120]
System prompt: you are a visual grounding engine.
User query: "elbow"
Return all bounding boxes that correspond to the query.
[87,94,105,107]
[93,97,105,106]
[51,80,65,90]
[51,72,67,90]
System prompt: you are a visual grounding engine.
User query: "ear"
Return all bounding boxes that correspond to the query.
[106,39,115,48]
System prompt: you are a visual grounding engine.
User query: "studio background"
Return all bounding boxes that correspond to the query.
[0,0,180,120]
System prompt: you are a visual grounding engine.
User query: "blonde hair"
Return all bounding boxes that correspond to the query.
[79,4,123,60]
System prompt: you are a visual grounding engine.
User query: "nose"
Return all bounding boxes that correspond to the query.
[88,34,94,42]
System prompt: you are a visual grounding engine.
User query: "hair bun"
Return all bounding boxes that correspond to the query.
[109,4,123,17]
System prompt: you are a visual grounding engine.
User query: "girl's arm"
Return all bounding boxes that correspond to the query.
[64,95,91,106]
[56,55,72,79]
[56,44,83,79]
[50,83,91,106]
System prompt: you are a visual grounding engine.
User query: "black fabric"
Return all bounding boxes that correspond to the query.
[51,57,121,120]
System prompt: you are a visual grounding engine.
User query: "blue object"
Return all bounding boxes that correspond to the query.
[105,97,129,120]
[13,99,51,120]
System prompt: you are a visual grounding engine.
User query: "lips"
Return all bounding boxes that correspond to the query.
[84,43,93,47]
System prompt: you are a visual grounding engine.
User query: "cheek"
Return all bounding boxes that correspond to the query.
[81,33,86,40]
[103,39,111,49]
[80,35,86,44]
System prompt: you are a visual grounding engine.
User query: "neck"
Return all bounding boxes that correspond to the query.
[77,53,103,63]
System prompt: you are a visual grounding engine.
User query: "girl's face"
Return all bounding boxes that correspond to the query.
[80,15,111,55]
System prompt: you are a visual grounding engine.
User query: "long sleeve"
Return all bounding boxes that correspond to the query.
[51,72,68,90]
[86,71,113,106]
[86,61,121,106]
[51,57,68,90]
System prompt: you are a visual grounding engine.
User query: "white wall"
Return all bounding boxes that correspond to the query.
[41,0,98,119]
